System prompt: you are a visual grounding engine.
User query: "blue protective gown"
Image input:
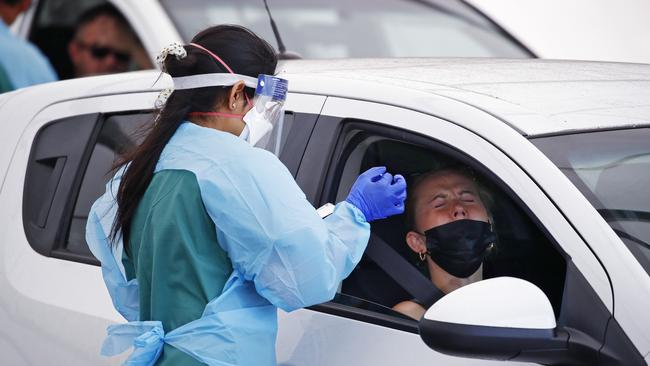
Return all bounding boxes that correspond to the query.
[86,121,370,365]
[0,19,57,92]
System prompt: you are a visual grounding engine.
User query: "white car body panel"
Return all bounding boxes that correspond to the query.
[277,309,530,366]
[280,59,650,135]
[1,59,649,364]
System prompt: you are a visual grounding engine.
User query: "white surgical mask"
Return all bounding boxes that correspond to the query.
[239,124,250,141]
[243,100,281,148]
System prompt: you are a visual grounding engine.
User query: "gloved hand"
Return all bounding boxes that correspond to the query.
[345,166,407,222]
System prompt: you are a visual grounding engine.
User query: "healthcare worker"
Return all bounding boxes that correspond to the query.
[86,25,407,366]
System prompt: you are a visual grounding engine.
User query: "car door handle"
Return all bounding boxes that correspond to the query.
[35,156,67,228]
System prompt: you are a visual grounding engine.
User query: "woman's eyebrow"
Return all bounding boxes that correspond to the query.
[459,189,477,195]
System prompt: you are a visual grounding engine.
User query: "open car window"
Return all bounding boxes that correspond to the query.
[322,123,567,322]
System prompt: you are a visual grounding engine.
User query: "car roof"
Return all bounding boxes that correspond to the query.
[6,59,650,137]
[278,58,650,136]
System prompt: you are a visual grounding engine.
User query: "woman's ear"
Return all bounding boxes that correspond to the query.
[228,81,247,111]
[68,40,81,68]
[405,230,427,254]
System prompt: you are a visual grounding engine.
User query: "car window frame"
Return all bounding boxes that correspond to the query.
[293,96,614,335]
[22,100,315,267]
[298,115,568,331]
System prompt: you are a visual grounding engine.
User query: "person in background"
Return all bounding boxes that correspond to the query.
[67,3,151,77]
[0,0,57,93]
[394,166,495,320]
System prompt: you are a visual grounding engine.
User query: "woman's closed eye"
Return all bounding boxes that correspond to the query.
[460,191,477,202]
[432,196,447,208]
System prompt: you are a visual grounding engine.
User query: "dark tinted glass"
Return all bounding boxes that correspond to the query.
[68,112,298,259]
[67,114,151,256]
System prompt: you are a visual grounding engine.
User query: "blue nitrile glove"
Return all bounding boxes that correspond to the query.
[345,166,407,222]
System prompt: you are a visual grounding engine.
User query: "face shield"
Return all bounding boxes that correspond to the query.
[155,42,289,155]
[242,74,288,154]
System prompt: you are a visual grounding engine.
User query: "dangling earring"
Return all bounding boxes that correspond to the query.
[487,220,496,252]
[419,251,427,262]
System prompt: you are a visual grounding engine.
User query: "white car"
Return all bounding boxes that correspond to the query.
[0,58,649,366]
[12,0,532,79]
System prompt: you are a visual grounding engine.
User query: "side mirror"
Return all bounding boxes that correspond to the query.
[418,277,571,364]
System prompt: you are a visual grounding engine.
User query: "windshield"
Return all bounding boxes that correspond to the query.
[159,0,531,58]
[532,128,650,274]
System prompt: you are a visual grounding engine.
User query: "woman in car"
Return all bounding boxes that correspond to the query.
[85,25,406,365]
[394,166,495,320]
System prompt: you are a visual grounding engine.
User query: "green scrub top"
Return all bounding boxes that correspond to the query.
[123,169,233,365]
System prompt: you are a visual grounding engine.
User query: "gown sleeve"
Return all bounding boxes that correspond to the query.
[196,149,370,312]
[85,167,140,321]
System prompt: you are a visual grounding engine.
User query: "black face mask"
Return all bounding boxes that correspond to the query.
[423,219,496,278]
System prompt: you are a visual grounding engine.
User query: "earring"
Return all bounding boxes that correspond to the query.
[232,103,236,109]
[419,252,427,262]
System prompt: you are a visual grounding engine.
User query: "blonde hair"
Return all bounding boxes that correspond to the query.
[405,165,494,231]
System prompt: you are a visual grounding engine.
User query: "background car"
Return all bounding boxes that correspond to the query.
[1,59,649,365]
[467,0,650,64]
[11,0,533,79]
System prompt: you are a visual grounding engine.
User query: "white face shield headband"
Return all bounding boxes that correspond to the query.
[156,42,288,154]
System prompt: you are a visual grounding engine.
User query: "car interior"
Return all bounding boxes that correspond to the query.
[332,132,567,318]
[28,0,148,80]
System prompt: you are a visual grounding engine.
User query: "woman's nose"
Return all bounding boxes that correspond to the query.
[452,202,467,218]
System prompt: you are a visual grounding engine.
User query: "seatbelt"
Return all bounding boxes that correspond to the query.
[364,233,444,309]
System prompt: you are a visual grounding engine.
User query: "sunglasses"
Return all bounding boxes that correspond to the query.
[77,41,131,63]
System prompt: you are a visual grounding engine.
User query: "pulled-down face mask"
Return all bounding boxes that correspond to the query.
[424,219,496,278]
[160,42,289,155]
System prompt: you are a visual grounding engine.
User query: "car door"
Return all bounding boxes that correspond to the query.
[0,87,324,365]
[0,91,155,366]
[275,96,619,365]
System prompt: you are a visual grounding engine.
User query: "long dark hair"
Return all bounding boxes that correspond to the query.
[111,25,277,248]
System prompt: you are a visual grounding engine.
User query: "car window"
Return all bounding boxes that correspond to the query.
[72,112,304,261]
[69,112,300,258]
[24,110,305,264]
[532,128,650,275]
[28,0,150,79]
[67,113,151,258]
[319,124,566,322]
[160,0,532,58]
